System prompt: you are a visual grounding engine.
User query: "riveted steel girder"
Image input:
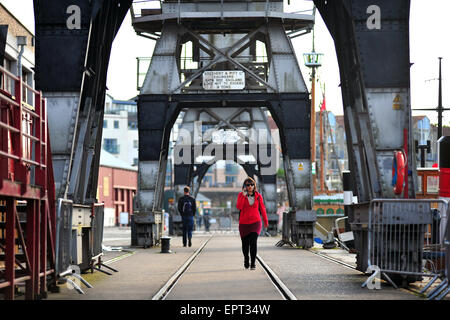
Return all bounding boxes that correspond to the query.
[34,0,132,203]
[314,0,416,201]
[135,1,314,246]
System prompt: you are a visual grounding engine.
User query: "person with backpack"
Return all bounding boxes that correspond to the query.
[178,186,196,247]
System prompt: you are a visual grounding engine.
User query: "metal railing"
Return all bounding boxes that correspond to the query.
[137,56,269,91]
[0,64,47,176]
[131,0,162,19]
[218,215,232,230]
[334,216,354,251]
[0,64,56,299]
[362,198,449,299]
[441,215,450,299]
[136,57,152,90]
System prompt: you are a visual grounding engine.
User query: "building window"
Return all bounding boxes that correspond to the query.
[225,176,236,186]
[103,120,107,128]
[3,59,14,95]
[133,140,138,148]
[202,175,212,187]
[104,138,119,154]
[128,121,138,129]
[114,120,119,129]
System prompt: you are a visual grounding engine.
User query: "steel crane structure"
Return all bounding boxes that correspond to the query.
[3,0,448,300]
[314,0,418,274]
[32,0,132,279]
[131,0,317,248]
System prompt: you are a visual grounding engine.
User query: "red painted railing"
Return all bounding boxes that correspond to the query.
[0,64,56,299]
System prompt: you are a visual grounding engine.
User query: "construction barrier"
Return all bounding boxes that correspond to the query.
[442,216,450,299]
[218,216,232,230]
[362,198,449,299]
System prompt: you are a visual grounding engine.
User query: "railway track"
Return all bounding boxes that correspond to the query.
[152,234,214,300]
[153,234,417,301]
[307,249,357,271]
[151,234,297,300]
[307,248,428,297]
[256,254,297,300]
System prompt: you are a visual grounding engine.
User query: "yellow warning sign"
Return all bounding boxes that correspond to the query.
[393,94,402,110]
[298,163,304,171]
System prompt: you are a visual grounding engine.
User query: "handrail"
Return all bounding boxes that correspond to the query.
[0,63,56,300]
[0,63,47,187]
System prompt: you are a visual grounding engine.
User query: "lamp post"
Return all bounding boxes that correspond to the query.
[414,57,449,140]
[437,57,443,139]
[319,89,325,193]
[303,34,323,195]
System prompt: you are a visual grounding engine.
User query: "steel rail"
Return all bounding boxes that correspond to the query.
[307,248,431,298]
[256,254,297,300]
[307,249,357,271]
[151,233,297,300]
[152,234,214,300]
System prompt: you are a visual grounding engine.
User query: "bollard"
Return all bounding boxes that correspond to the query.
[161,236,171,253]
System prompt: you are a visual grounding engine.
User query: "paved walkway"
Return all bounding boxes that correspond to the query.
[166,235,282,300]
[48,235,210,300]
[46,231,423,300]
[258,237,419,300]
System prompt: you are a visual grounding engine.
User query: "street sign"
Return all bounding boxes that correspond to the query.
[203,71,245,90]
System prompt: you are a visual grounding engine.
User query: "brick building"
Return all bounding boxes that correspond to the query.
[97,150,137,226]
[0,3,35,97]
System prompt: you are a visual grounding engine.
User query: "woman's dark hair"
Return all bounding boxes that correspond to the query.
[242,176,257,192]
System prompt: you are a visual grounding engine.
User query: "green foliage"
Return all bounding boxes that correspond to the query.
[276,168,285,179]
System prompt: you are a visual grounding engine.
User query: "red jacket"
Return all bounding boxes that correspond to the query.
[236,191,268,227]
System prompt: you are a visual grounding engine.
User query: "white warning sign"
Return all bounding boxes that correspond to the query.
[202,71,245,90]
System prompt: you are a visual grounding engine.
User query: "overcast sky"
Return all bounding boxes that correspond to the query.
[1,0,449,126]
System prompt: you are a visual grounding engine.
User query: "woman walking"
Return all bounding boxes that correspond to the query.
[236,177,268,270]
